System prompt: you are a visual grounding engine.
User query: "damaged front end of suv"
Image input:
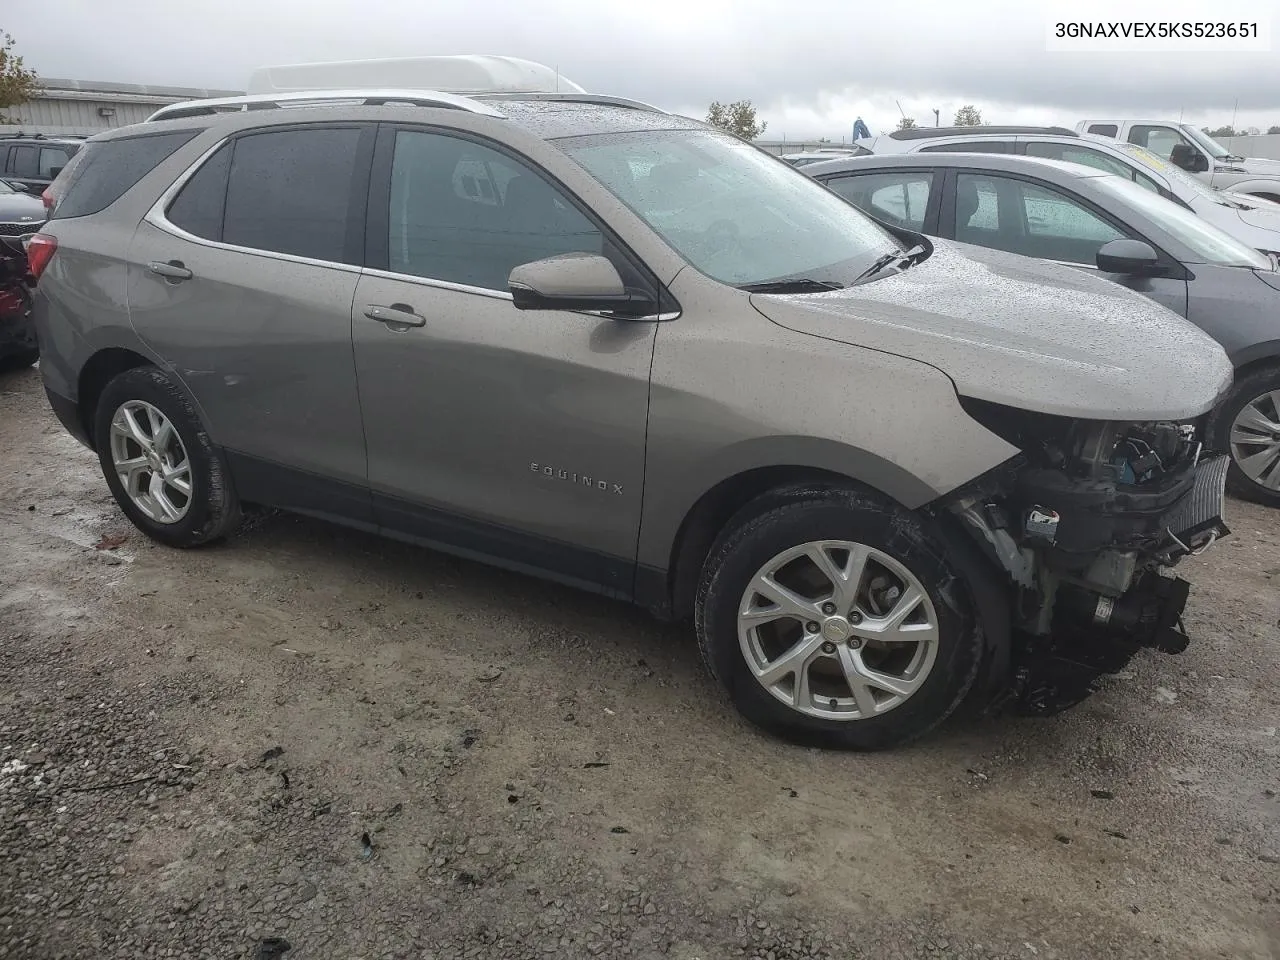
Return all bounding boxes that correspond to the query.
[940,404,1231,715]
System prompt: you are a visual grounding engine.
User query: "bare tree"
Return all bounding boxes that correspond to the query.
[896,117,917,131]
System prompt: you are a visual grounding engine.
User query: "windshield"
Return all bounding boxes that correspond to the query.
[1093,175,1271,268]
[561,128,899,286]
[1110,142,1240,207]
[1181,124,1232,160]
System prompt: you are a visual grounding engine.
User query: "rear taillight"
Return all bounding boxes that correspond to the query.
[26,233,57,282]
[40,187,54,211]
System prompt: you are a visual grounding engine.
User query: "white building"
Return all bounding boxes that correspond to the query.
[1,78,243,137]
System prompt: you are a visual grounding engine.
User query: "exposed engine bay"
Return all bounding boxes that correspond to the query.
[942,401,1231,715]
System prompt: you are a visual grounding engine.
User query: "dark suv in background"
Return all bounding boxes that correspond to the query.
[0,134,83,195]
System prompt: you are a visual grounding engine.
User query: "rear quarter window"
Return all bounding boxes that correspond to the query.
[51,130,199,220]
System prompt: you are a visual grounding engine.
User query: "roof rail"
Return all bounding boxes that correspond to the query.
[145,89,506,123]
[0,131,48,140]
[888,125,1079,141]
[478,92,667,114]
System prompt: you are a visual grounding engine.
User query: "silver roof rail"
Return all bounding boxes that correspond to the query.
[146,89,506,123]
[477,93,667,114]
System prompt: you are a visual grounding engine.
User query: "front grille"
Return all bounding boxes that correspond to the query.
[0,221,41,237]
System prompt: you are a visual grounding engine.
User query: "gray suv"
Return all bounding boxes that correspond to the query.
[30,88,1235,749]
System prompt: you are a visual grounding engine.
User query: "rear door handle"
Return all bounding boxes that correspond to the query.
[147,259,193,281]
[363,303,426,328]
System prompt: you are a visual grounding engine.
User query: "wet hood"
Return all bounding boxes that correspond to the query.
[1237,156,1280,176]
[1229,194,1280,237]
[751,240,1233,421]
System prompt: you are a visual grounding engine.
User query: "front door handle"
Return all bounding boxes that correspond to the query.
[363,303,426,328]
[147,259,193,281]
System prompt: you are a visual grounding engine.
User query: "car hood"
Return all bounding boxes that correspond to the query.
[1229,195,1280,236]
[1237,157,1280,176]
[0,191,45,225]
[751,240,1233,421]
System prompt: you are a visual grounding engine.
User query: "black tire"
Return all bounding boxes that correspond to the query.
[695,486,981,751]
[93,366,241,547]
[1207,364,1280,508]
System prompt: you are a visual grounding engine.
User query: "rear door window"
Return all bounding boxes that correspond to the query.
[166,143,232,241]
[825,171,934,229]
[52,130,198,219]
[1087,124,1118,137]
[219,127,365,263]
[9,145,37,177]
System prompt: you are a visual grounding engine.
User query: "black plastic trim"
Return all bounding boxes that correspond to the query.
[44,385,91,448]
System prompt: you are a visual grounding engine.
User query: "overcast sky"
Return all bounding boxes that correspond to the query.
[6,0,1280,140]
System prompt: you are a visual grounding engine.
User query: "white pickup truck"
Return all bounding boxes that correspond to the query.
[1076,119,1280,202]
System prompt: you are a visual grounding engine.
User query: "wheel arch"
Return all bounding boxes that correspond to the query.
[639,436,948,622]
[77,347,155,450]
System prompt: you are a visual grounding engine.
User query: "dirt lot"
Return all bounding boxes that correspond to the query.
[1,364,1277,960]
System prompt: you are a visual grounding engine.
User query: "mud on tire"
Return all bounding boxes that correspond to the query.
[93,366,241,547]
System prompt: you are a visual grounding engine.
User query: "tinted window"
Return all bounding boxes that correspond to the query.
[9,145,36,177]
[826,172,933,229]
[53,131,198,220]
[1087,124,1118,137]
[222,127,362,263]
[388,130,603,290]
[39,147,71,178]
[920,141,1011,154]
[166,143,232,241]
[955,173,1126,264]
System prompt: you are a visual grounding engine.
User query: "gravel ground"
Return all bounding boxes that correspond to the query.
[1,364,1277,960]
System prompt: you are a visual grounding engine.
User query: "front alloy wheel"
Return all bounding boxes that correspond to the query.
[738,540,939,721]
[1228,388,1280,495]
[696,487,981,750]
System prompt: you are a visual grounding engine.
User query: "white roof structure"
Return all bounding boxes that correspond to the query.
[246,56,586,97]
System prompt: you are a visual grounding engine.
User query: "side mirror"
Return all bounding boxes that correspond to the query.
[509,253,653,316]
[1096,238,1164,275]
[1169,144,1208,173]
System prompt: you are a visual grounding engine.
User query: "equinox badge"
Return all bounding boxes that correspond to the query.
[530,462,623,495]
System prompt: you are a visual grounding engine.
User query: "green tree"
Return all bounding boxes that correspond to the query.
[953,104,983,126]
[1208,125,1237,138]
[896,117,917,131]
[0,31,38,124]
[705,100,767,140]
[1268,125,1280,135]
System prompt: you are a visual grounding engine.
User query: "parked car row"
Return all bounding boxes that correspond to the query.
[17,58,1248,749]
[828,129,1280,506]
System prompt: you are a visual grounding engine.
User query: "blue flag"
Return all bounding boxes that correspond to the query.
[852,117,871,140]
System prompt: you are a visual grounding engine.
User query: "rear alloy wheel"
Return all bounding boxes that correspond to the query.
[696,487,981,750]
[1211,366,1280,507]
[94,366,241,547]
